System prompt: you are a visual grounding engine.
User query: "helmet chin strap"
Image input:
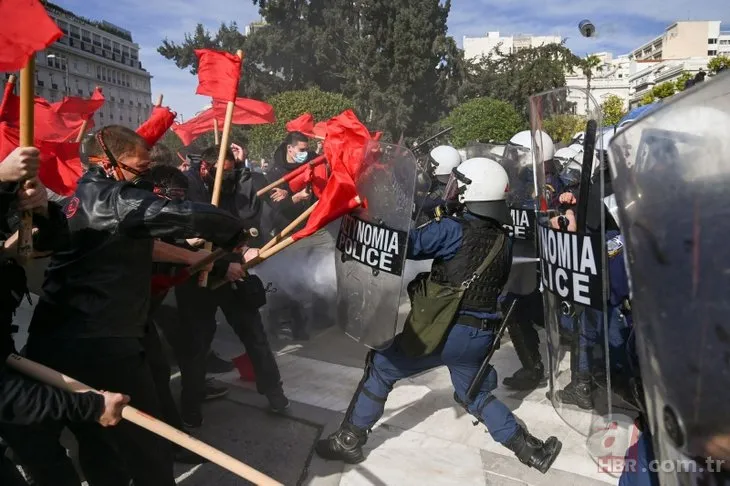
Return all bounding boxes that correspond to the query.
[93,129,146,181]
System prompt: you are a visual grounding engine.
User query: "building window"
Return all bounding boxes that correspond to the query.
[709,50,717,56]
[100,112,104,118]
[47,57,54,68]
[93,34,101,46]
[37,79,44,87]
[113,42,121,54]
[70,25,80,39]
[82,30,91,42]
[103,38,111,49]
[57,20,68,34]
[709,38,718,44]
[73,62,78,71]
[78,89,83,96]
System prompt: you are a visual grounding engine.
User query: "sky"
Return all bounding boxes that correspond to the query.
[51,0,730,122]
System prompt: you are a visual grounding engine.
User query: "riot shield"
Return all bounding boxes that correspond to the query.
[335,141,418,350]
[608,76,730,484]
[531,87,632,473]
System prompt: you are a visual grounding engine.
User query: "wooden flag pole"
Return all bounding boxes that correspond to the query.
[261,202,318,252]
[255,155,327,197]
[6,354,283,486]
[209,196,361,290]
[17,58,36,264]
[74,86,101,143]
[199,49,244,287]
[155,94,163,107]
[213,118,220,145]
[0,75,17,116]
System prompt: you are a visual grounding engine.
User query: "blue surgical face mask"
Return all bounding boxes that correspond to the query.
[294,151,308,164]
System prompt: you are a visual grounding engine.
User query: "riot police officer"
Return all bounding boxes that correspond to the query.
[316,157,562,473]
[419,145,462,215]
[501,130,555,391]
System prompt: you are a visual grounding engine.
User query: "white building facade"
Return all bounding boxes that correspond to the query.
[566,53,632,116]
[463,31,562,60]
[31,2,153,130]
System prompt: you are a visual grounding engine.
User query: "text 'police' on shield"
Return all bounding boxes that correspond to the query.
[337,215,407,276]
[504,208,535,240]
[538,225,603,308]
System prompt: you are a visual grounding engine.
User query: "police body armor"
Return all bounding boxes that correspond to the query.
[430,216,510,314]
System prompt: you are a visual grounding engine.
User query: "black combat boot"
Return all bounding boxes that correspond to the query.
[504,426,562,474]
[554,372,593,410]
[503,361,546,390]
[315,422,368,464]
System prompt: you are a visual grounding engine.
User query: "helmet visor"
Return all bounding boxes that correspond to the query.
[443,167,472,202]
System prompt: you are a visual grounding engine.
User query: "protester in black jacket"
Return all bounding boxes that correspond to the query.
[0,146,128,486]
[4,126,251,486]
[264,131,317,236]
[175,145,288,428]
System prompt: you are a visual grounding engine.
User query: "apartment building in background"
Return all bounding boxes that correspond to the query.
[463,31,562,60]
[629,21,725,61]
[3,2,154,130]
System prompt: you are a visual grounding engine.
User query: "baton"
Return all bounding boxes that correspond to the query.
[466,299,518,402]
[412,126,454,154]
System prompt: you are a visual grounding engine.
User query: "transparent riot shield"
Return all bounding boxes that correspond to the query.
[608,76,730,485]
[335,141,418,350]
[531,87,632,473]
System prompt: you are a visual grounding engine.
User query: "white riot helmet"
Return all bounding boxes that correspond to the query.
[429,145,462,182]
[507,130,555,169]
[443,157,511,225]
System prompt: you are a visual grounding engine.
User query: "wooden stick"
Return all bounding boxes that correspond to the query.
[155,94,163,107]
[255,155,326,197]
[0,75,17,117]
[213,118,220,145]
[5,354,283,486]
[199,50,244,287]
[75,120,88,143]
[261,202,318,252]
[17,59,35,264]
[210,196,361,290]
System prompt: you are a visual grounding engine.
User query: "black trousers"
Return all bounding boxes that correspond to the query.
[5,337,174,486]
[0,443,29,486]
[141,321,184,430]
[174,279,282,415]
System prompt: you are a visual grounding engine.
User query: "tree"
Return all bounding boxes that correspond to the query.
[651,82,675,100]
[674,71,693,91]
[580,54,603,113]
[600,94,626,127]
[639,94,655,106]
[440,97,524,147]
[542,114,586,145]
[708,55,730,74]
[462,43,581,119]
[247,88,354,159]
[161,0,463,140]
[158,23,284,100]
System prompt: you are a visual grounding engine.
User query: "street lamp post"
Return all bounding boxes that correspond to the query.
[47,54,69,96]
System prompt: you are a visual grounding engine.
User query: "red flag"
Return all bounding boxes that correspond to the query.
[137,106,177,147]
[171,108,215,146]
[37,140,83,196]
[0,81,16,118]
[213,97,274,125]
[172,97,274,146]
[0,123,20,161]
[53,87,105,115]
[0,0,63,71]
[288,157,329,197]
[286,113,315,137]
[313,122,327,139]
[1,91,101,142]
[194,49,242,102]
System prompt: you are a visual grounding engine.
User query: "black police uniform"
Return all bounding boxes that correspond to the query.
[5,166,248,486]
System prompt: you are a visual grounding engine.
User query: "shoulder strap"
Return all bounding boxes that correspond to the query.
[461,231,506,289]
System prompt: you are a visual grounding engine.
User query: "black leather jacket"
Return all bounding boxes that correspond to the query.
[30,166,247,340]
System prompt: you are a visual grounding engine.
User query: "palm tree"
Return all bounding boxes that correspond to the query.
[581,54,603,113]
